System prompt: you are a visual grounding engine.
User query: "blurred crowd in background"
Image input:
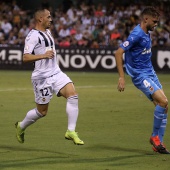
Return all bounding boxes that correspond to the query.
[0,0,170,49]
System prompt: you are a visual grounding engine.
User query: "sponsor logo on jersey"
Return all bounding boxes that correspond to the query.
[123,41,129,47]
[142,48,151,54]
[149,86,154,91]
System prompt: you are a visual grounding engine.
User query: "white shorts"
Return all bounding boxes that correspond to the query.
[32,71,72,104]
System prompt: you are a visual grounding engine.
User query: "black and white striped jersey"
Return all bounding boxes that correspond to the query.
[24,29,60,79]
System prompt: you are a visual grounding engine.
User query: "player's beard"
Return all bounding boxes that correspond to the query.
[47,23,51,29]
[147,25,154,32]
[46,21,52,29]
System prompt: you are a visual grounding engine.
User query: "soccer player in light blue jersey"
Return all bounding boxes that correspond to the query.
[115,6,169,154]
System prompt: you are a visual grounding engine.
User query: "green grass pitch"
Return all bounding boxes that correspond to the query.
[0,70,170,170]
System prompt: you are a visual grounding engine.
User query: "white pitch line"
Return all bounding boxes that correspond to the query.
[0,88,32,92]
[77,85,114,88]
[0,82,169,92]
[0,85,114,92]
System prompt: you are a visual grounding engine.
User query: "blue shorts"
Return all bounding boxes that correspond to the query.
[132,75,162,101]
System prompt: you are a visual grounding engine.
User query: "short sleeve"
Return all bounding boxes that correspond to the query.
[120,32,140,51]
[24,31,38,54]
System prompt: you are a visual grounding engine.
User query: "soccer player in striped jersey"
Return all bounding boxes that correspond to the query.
[15,9,84,145]
[115,6,169,154]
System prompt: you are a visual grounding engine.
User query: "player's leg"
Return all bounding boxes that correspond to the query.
[59,83,84,145]
[145,80,169,153]
[133,77,169,153]
[53,71,84,145]
[133,77,165,138]
[15,104,48,143]
[60,82,78,131]
[20,104,49,129]
[153,91,168,143]
[15,78,52,143]
[151,89,167,137]
[151,89,169,153]
[159,109,168,142]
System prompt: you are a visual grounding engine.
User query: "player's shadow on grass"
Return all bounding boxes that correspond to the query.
[0,144,78,156]
[85,144,155,155]
[0,144,155,169]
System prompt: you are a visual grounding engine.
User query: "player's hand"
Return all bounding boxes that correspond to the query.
[117,77,125,92]
[44,50,55,59]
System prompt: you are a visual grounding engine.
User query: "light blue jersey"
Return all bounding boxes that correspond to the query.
[120,24,155,78]
[120,24,162,101]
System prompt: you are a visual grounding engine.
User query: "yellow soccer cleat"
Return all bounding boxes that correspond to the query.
[65,130,84,145]
[15,122,25,143]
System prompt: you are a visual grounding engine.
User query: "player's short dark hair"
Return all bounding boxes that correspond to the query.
[141,6,160,18]
[33,8,47,19]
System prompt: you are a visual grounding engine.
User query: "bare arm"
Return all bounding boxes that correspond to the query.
[115,47,125,92]
[23,50,55,63]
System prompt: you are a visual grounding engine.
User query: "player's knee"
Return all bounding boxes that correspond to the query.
[68,94,78,99]
[71,91,78,96]
[41,111,48,116]
[164,98,168,107]
[37,108,48,116]
[159,98,168,108]
[165,105,168,113]
[66,91,78,98]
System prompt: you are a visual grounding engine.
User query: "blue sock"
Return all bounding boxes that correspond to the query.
[152,105,165,137]
[158,113,167,143]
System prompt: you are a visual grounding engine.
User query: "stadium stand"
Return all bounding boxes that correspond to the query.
[0,0,170,48]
